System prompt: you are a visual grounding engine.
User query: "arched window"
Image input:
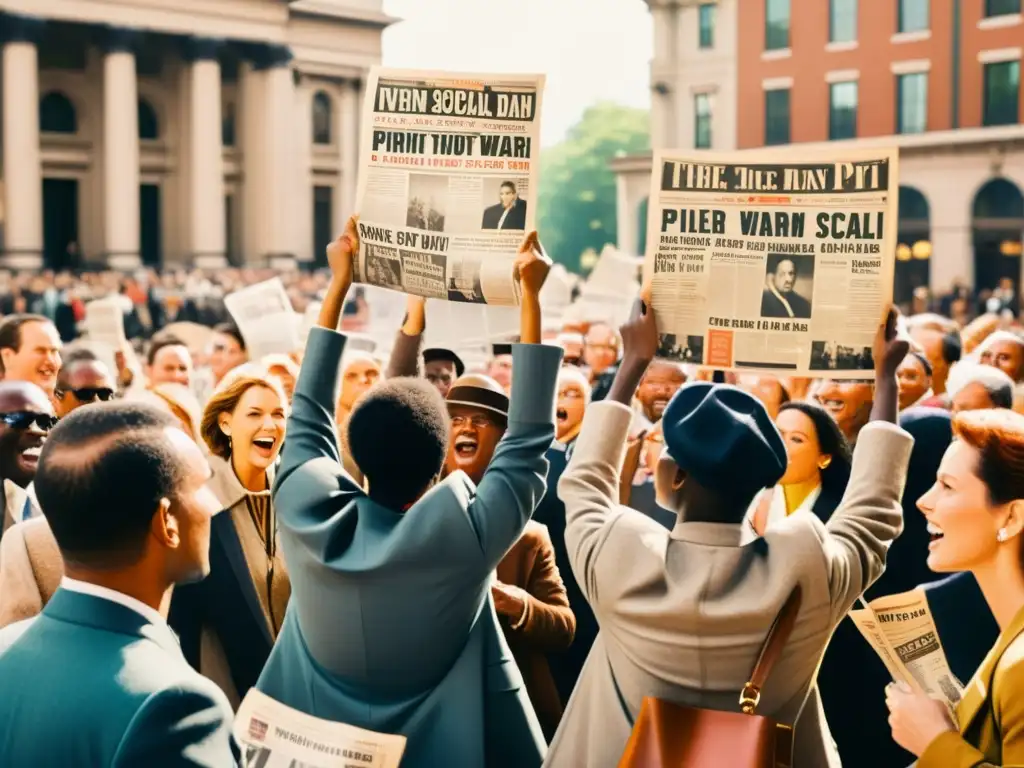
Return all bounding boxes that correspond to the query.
[138,98,159,140]
[973,178,1024,221]
[222,101,237,147]
[895,186,931,305]
[312,91,332,145]
[39,92,77,134]
[972,178,1024,293]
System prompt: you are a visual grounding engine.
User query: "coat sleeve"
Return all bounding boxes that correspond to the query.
[468,343,561,570]
[0,521,45,628]
[385,329,422,379]
[558,400,633,608]
[511,526,575,651]
[112,681,241,768]
[821,421,914,625]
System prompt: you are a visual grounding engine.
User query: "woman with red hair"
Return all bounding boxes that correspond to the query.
[887,408,1024,765]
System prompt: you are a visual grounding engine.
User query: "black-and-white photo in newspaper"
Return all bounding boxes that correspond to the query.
[355,67,545,306]
[643,146,897,377]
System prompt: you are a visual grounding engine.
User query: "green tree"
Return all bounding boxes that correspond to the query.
[537,102,649,271]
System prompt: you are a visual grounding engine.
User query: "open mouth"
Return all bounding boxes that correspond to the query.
[252,437,276,456]
[927,521,944,548]
[20,446,41,466]
[652,399,669,413]
[820,398,845,414]
[556,408,568,423]
[454,434,478,458]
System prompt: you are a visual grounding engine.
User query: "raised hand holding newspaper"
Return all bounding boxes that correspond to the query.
[353,67,545,307]
[643,146,898,377]
[235,689,406,768]
[851,588,963,715]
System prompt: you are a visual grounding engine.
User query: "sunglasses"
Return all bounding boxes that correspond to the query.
[0,412,58,431]
[56,387,116,403]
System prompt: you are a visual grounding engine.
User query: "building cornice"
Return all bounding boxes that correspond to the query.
[287,1,399,29]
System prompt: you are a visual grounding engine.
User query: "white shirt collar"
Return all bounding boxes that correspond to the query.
[60,577,167,629]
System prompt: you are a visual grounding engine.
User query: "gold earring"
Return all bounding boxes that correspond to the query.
[818,457,832,470]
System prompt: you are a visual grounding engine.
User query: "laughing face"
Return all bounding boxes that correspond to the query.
[0,382,56,488]
[0,320,62,396]
[445,404,506,485]
[896,354,931,410]
[637,361,687,423]
[218,384,287,473]
[556,374,588,440]
[917,439,1009,573]
[810,380,873,442]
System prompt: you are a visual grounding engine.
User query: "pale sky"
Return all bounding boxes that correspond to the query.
[381,0,653,147]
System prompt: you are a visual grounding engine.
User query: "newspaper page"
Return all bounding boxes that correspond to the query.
[644,147,898,377]
[224,278,301,360]
[235,690,406,768]
[84,299,127,351]
[849,588,963,711]
[354,67,545,307]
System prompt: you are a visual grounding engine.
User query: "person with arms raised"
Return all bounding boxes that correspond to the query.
[257,218,561,767]
[546,298,914,767]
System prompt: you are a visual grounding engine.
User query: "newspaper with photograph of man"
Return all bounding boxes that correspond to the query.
[235,690,406,768]
[643,146,898,377]
[353,67,545,307]
[849,589,964,715]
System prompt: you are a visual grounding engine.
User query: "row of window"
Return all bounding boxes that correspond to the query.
[765,0,1021,50]
[691,60,1020,148]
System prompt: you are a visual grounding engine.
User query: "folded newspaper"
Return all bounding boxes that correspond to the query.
[850,588,963,713]
[235,690,406,768]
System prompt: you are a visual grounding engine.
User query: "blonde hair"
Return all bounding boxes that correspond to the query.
[200,370,287,459]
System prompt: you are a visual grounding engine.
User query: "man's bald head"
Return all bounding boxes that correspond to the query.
[0,380,55,416]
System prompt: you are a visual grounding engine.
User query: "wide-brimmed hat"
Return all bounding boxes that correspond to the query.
[445,374,509,418]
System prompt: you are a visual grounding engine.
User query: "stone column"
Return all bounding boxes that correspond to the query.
[616,172,637,255]
[293,73,314,264]
[238,60,265,263]
[337,78,360,233]
[182,37,226,269]
[100,27,141,270]
[0,14,45,268]
[240,43,296,267]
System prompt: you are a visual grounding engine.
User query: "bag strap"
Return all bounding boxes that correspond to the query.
[739,585,803,715]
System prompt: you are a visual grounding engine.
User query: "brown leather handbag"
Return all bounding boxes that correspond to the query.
[617,586,802,768]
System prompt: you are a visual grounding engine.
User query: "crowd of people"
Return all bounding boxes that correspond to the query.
[0,223,1023,766]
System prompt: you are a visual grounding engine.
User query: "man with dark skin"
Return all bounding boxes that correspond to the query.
[636,360,687,423]
[0,381,56,535]
[55,353,117,417]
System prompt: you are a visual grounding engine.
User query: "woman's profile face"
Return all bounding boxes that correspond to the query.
[221,384,286,472]
[917,440,1002,573]
[777,409,823,486]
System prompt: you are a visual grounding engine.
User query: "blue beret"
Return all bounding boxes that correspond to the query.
[661,382,786,498]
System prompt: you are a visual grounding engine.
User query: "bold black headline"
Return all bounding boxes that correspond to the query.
[359,222,450,253]
[660,159,890,194]
[371,130,530,158]
[375,84,535,121]
[659,207,885,241]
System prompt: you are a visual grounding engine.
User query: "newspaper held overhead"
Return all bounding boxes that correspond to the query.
[235,689,406,768]
[224,278,301,361]
[84,299,127,351]
[850,588,963,715]
[644,147,898,378]
[355,67,545,307]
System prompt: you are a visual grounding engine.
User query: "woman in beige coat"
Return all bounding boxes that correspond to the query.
[168,368,291,708]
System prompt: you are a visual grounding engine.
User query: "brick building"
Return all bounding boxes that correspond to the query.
[613,0,1024,302]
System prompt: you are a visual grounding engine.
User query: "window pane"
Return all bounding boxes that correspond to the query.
[699,4,715,48]
[830,0,857,43]
[829,81,858,140]
[986,0,1021,17]
[694,94,712,148]
[898,0,929,33]
[765,0,790,50]
[896,73,927,134]
[765,89,790,145]
[984,61,1021,127]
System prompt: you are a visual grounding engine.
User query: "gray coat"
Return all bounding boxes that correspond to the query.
[545,401,914,767]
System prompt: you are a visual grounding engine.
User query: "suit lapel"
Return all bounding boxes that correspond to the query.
[212,510,274,648]
[44,588,182,658]
[957,605,1024,733]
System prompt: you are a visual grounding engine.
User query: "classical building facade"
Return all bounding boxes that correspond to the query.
[0,0,394,271]
[615,0,1024,302]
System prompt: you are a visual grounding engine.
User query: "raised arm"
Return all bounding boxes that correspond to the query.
[275,219,357,493]
[467,233,561,569]
[823,306,914,621]
[385,295,425,378]
[560,297,655,605]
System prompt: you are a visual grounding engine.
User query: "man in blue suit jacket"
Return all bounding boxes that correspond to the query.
[258,221,560,767]
[0,402,239,767]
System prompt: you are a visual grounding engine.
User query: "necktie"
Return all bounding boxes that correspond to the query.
[20,497,32,523]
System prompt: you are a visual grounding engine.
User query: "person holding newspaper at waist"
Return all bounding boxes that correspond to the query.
[887,408,1024,766]
[256,216,560,768]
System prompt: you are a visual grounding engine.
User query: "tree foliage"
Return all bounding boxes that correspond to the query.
[537,102,649,271]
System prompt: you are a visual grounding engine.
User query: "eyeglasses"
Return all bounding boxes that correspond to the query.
[451,414,499,430]
[0,412,58,431]
[55,387,116,403]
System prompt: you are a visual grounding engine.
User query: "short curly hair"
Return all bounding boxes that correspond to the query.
[200,371,287,459]
[347,377,449,510]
